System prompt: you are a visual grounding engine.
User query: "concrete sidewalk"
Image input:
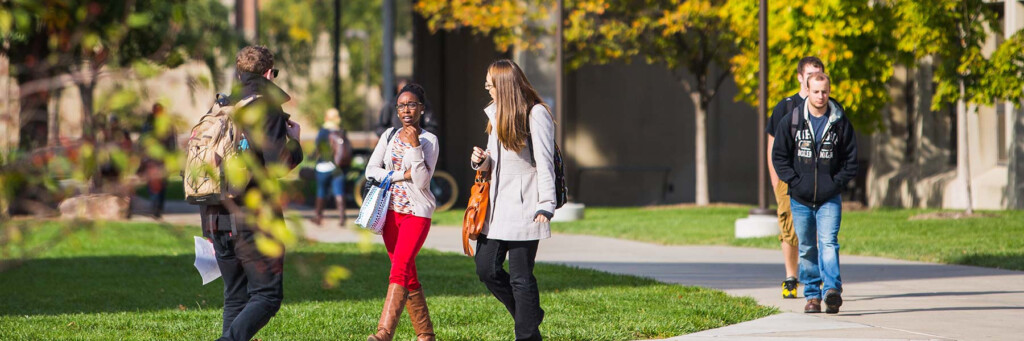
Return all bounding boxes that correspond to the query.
[155,204,1024,340]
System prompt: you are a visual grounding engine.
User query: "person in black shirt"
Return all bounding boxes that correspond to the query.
[767,56,824,299]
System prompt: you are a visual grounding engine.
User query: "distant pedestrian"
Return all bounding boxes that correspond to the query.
[470,59,555,341]
[766,56,825,299]
[311,108,351,226]
[140,103,177,219]
[772,72,857,314]
[364,83,440,341]
[98,114,134,218]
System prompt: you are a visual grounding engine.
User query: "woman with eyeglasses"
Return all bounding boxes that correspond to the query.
[363,83,440,341]
[470,59,556,341]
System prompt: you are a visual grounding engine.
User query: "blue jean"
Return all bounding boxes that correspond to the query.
[790,195,843,299]
[315,170,345,198]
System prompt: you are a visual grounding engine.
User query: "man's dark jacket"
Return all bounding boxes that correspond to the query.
[772,99,857,208]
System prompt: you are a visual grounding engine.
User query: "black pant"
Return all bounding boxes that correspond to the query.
[475,235,543,341]
[203,209,284,341]
[148,178,167,216]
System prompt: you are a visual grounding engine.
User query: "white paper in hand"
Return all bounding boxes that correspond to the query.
[193,236,221,285]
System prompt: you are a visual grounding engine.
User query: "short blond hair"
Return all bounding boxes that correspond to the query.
[236,45,274,74]
[807,71,831,87]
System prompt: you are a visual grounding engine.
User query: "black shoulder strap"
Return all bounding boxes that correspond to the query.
[386,127,399,143]
[784,97,796,119]
[790,103,801,137]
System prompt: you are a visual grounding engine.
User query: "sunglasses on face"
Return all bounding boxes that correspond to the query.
[271,69,279,78]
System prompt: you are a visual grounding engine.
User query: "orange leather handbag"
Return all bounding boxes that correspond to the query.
[462,170,490,256]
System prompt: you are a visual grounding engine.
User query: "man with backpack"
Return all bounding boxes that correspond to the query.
[766,56,824,299]
[772,72,858,314]
[196,45,303,341]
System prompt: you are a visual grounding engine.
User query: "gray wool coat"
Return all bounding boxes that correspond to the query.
[471,104,556,241]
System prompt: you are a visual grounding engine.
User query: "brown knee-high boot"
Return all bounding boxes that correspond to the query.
[406,288,435,341]
[368,283,409,341]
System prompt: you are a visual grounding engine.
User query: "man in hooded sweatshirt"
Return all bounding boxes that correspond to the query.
[200,45,303,341]
[772,71,857,315]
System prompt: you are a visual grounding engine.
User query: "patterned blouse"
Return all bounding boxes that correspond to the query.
[389,137,415,214]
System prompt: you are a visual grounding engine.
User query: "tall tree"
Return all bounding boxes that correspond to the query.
[260,0,410,127]
[415,0,553,52]
[979,31,1024,208]
[1,0,237,143]
[724,0,896,133]
[891,0,1001,214]
[564,0,736,205]
[417,0,736,205]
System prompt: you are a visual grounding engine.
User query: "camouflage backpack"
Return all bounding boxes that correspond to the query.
[183,94,259,205]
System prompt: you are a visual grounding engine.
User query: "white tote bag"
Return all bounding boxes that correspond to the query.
[355,171,393,234]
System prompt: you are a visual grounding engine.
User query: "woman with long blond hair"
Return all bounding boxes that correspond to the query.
[470,59,556,341]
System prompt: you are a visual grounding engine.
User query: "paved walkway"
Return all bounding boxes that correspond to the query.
[152,202,1024,340]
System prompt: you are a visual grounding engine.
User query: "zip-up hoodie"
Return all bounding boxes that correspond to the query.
[772,99,858,208]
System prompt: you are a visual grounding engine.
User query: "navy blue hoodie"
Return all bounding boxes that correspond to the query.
[772,99,858,208]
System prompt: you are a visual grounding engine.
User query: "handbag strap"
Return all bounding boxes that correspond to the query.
[382,170,394,189]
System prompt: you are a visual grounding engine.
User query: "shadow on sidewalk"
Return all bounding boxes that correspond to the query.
[552,261,1023,290]
[848,290,1024,302]
[839,305,1024,316]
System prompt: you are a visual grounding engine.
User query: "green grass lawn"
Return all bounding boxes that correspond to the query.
[436,206,1024,272]
[0,221,774,340]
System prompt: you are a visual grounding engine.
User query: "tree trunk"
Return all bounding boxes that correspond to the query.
[1008,103,1024,209]
[77,78,96,143]
[77,70,99,191]
[957,80,974,214]
[692,90,709,206]
[47,95,59,147]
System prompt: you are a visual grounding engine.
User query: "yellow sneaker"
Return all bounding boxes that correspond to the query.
[782,277,799,299]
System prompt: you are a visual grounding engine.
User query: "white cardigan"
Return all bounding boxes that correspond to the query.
[365,128,440,218]
[472,104,556,241]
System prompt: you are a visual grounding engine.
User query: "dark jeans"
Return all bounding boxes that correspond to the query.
[475,235,543,341]
[148,179,167,217]
[202,211,284,341]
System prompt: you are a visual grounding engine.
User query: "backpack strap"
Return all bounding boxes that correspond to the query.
[375,127,400,171]
[526,134,536,166]
[236,94,261,107]
[386,127,399,144]
[790,104,801,138]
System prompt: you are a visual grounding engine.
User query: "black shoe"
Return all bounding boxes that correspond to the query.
[824,289,842,314]
[782,277,798,299]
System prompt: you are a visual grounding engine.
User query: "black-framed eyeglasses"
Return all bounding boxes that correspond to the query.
[397,102,421,111]
[271,69,279,78]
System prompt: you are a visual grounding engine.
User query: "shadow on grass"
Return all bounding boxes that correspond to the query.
[0,248,661,316]
[951,253,1024,271]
